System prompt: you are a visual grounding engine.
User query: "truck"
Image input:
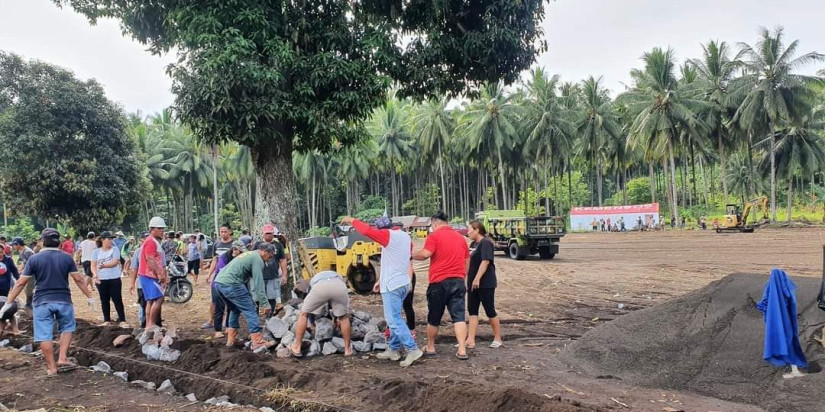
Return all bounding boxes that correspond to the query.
[475,210,566,260]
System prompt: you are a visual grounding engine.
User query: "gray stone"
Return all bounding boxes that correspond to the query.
[314,318,334,341]
[160,335,174,348]
[260,407,276,412]
[30,350,43,358]
[363,331,386,345]
[185,393,198,402]
[265,317,288,339]
[0,401,8,411]
[205,398,218,405]
[131,380,156,390]
[205,395,230,405]
[90,361,111,373]
[142,343,161,360]
[0,339,10,348]
[137,331,149,345]
[282,305,295,319]
[157,379,177,394]
[18,343,33,353]
[363,322,380,334]
[158,348,181,362]
[353,310,371,322]
[352,341,372,352]
[286,298,303,308]
[113,371,129,382]
[280,330,295,346]
[372,342,388,351]
[331,337,346,350]
[322,342,338,356]
[216,401,236,408]
[113,334,133,347]
[306,341,320,357]
[276,347,292,358]
[253,345,269,355]
[283,314,298,326]
[350,326,365,341]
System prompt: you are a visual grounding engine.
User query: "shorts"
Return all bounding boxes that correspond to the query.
[264,278,282,302]
[302,278,349,318]
[0,300,19,321]
[467,287,497,318]
[33,302,76,342]
[426,277,466,326]
[82,261,93,277]
[139,275,165,301]
[187,259,201,275]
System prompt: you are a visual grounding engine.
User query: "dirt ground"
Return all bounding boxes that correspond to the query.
[2,228,823,411]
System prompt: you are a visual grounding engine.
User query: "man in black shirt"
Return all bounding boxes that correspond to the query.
[253,224,287,315]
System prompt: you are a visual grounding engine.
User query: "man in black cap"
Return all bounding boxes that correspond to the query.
[0,228,95,375]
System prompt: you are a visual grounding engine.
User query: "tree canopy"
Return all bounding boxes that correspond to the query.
[0,52,144,231]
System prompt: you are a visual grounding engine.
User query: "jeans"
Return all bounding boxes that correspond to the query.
[32,302,76,342]
[211,285,228,332]
[215,282,261,333]
[382,285,417,351]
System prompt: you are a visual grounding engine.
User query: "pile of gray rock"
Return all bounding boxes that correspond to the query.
[263,300,388,357]
[137,326,181,362]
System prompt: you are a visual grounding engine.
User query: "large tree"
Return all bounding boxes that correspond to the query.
[56,0,547,236]
[0,52,144,231]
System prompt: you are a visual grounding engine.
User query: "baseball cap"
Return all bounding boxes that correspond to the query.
[100,231,113,239]
[375,215,392,229]
[11,237,25,246]
[262,223,275,234]
[42,228,61,242]
[140,231,150,239]
[87,231,96,237]
[231,240,246,250]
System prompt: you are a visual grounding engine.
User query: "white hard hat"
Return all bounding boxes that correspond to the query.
[148,216,167,228]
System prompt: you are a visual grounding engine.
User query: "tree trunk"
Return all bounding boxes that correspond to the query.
[391,163,398,216]
[668,139,679,222]
[699,157,709,207]
[251,137,299,239]
[438,140,447,213]
[622,168,628,205]
[596,157,603,207]
[212,144,220,237]
[567,160,573,210]
[786,174,793,223]
[649,161,656,203]
[747,129,756,197]
[768,123,778,222]
[718,129,728,205]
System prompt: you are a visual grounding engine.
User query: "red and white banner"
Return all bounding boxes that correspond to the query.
[569,203,659,231]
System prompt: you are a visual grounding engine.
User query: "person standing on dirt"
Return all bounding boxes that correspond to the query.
[252,224,287,315]
[128,231,150,328]
[290,271,354,358]
[465,221,502,349]
[161,232,178,268]
[0,248,22,334]
[342,215,423,367]
[412,211,470,360]
[203,223,235,330]
[11,238,35,309]
[59,235,74,256]
[0,228,95,376]
[213,242,276,350]
[91,231,126,326]
[80,232,97,292]
[139,217,168,331]
[591,218,598,232]
[186,234,202,285]
[206,240,245,339]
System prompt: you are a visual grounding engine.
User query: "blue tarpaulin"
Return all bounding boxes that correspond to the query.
[756,268,807,368]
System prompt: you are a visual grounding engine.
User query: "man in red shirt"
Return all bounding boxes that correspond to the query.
[139,217,168,331]
[59,235,75,256]
[413,211,470,360]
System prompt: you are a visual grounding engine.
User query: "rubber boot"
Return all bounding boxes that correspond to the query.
[225,328,238,347]
[250,332,275,351]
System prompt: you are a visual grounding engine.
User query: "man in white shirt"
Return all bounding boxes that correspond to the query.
[79,232,98,293]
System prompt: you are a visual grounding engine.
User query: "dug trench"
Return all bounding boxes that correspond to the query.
[3,317,601,412]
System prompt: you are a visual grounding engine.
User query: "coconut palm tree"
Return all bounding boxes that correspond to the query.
[293,149,327,228]
[411,97,454,213]
[690,40,738,205]
[729,26,825,221]
[576,76,620,206]
[458,82,520,209]
[370,98,413,216]
[622,48,709,221]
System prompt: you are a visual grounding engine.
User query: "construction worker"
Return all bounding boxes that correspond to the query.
[290,271,353,357]
[0,228,95,375]
[342,214,422,367]
[139,217,169,331]
[213,242,277,350]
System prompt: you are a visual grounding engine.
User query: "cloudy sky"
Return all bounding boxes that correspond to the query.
[1,0,823,114]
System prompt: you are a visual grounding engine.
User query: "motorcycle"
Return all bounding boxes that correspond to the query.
[165,255,193,303]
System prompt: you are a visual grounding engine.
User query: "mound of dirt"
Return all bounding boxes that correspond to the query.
[560,272,825,411]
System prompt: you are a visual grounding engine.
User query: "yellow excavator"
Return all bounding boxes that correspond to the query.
[717,196,769,233]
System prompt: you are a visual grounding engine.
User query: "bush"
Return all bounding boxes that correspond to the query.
[306,226,332,237]
[359,195,387,212]
[1,217,39,242]
[354,208,384,221]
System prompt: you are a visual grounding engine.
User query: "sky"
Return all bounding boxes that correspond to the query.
[1,0,823,114]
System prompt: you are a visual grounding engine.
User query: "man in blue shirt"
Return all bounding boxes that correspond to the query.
[0,228,95,375]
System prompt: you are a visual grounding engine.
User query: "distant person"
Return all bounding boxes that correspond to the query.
[253,224,288,315]
[161,232,178,267]
[11,238,35,309]
[712,218,719,229]
[680,217,686,229]
[606,218,612,231]
[59,235,75,256]
[0,228,95,375]
[619,217,626,232]
[113,231,127,253]
[203,224,235,330]
[79,232,97,292]
[413,211,470,360]
[700,217,707,230]
[187,235,202,285]
[465,220,502,349]
[637,216,643,231]
[128,231,150,328]
[239,229,253,247]
[591,218,598,232]
[91,231,126,326]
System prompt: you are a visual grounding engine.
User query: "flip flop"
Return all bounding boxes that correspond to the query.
[489,340,502,349]
[57,363,78,373]
[290,347,304,358]
[455,353,469,361]
[424,350,437,357]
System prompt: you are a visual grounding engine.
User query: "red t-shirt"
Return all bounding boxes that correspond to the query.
[60,240,74,255]
[138,237,162,279]
[424,225,469,284]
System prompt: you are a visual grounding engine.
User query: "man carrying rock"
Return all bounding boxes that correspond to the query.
[213,242,277,350]
[413,211,470,360]
[290,271,354,357]
[342,215,422,367]
[0,228,95,375]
